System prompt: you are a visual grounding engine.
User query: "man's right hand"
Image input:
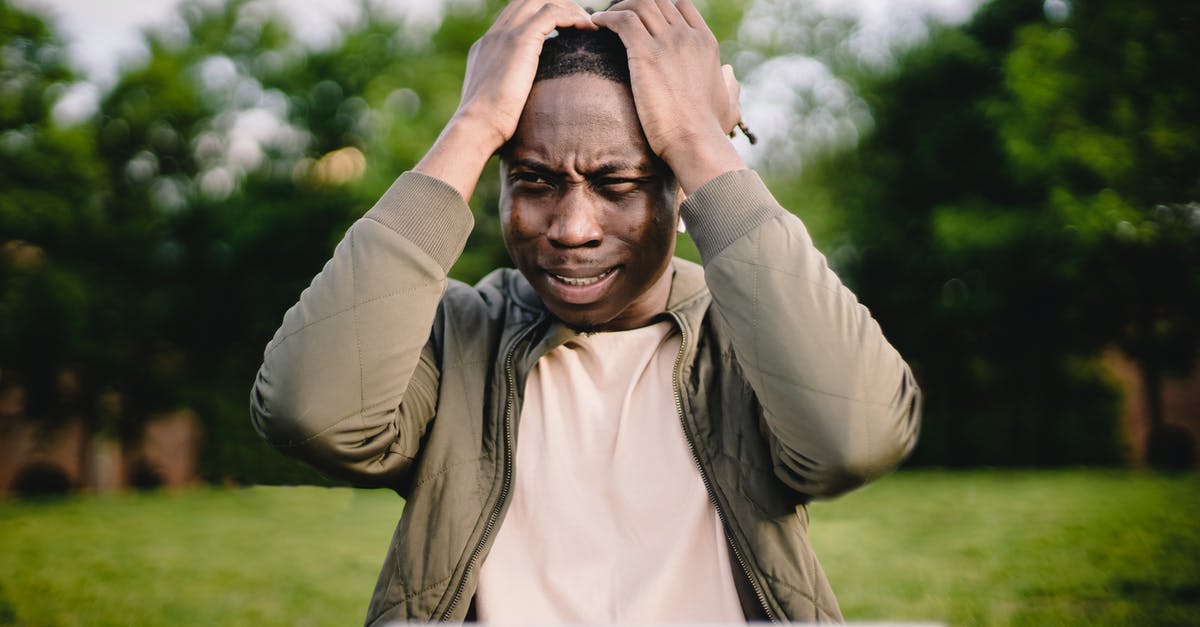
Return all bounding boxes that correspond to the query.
[415,0,596,202]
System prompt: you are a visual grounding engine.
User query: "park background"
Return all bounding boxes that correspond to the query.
[1,0,1197,624]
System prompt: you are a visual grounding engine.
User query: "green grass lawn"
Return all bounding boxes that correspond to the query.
[808,471,1200,626]
[1,470,1196,626]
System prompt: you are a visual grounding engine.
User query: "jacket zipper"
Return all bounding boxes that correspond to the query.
[439,324,534,621]
[669,312,780,623]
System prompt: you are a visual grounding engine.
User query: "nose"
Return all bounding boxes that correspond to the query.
[547,186,602,248]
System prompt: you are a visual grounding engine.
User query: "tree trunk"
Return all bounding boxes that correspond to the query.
[1138,359,1165,432]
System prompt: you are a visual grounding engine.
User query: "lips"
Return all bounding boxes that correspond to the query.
[549,267,616,286]
[542,265,621,304]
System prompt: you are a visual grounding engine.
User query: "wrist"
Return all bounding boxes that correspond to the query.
[661,128,747,196]
[414,114,504,202]
[446,108,511,157]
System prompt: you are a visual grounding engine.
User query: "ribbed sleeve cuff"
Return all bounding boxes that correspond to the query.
[679,169,785,263]
[363,171,475,272]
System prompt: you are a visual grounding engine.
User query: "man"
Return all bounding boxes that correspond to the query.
[250,0,921,624]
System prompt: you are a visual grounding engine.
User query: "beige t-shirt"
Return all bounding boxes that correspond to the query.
[475,321,745,624]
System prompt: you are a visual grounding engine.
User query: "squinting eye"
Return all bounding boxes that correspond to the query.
[515,173,551,186]
[598,179,639,194]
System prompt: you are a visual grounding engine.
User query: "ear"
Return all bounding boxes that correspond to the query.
[675,186,687,233]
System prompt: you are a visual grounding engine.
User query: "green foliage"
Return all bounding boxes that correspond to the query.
[0,0,749,482]
[800,0,1200,466]
[0,0,104,425]
[9,0,1193,475]
[997,1,1200,387]
[0,472,1196,625]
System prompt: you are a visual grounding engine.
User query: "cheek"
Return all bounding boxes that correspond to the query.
[641,182,679,234]
[621,209,677,272]
[502,203,536,241]
[640,201,679,245]
[501,203,546,268]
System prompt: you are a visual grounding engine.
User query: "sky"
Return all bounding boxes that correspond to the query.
[17,0,442,85]
[17,0,988,167]
[21,0,985,86]
[16,0,451,123]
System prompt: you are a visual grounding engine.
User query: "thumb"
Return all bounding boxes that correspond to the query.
[721,64,741,134]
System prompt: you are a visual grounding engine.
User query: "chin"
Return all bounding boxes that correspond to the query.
[553,310,611,333]
[567,321,611,334]
[543,297,628,331]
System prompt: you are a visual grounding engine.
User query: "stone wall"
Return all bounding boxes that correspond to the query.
[1104,349,1200,467]
[0,387,202,497]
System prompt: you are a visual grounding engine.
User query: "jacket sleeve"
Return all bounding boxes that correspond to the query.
[680,169,921,499]
[249,171,473,487]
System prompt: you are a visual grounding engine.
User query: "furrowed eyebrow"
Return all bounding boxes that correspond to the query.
[589,162,654,178]
[509,159,558,177]
[509,158,653,179]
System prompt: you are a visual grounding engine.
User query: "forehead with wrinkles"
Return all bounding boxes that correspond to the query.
[505,73,658,181]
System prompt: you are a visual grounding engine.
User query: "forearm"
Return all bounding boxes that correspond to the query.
[662,127,746,196]
[682,170,921,498]
[416,0,596,202]
[250,171,472,484]
[414,113,505,202]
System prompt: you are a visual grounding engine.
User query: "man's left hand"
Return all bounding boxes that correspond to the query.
[592,0,746,194]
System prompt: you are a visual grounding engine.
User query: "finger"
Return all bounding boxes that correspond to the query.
[496,0,559,28]
[675,0,708,31]
[493,0,524,27]
[654,0,682,25]
[520,1,598,35]
[722,64,741,133]
[722,64,740,100]
[602,0,669,36]
[591,8,655,48]
[505,0,596,30]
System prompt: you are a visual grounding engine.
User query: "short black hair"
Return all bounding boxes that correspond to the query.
[535,28,629,85]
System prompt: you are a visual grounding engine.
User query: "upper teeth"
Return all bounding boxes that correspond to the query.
[553,269,612,286]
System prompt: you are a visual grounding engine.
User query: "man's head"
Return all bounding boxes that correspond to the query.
[499,28,679,332]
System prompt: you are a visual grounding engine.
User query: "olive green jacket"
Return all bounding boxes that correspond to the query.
[250,169,921,624]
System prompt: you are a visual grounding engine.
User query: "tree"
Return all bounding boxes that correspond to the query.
[0,0,104,429]
[801,0,1099,466]
[997,0,1200,467]
[69,0,563,482]
[2,0,752,484]
[799,0,1199,466]
[86,0,751,481]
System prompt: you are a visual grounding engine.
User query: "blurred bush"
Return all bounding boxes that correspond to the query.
[788,0,1199,466]
[1,0,1197,480]
[0,0,746,484]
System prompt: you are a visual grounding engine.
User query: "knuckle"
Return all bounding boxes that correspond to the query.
[602,11,633,27]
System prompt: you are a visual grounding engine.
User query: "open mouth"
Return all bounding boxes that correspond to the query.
[549,267,616,287]
[543,266,622,304]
